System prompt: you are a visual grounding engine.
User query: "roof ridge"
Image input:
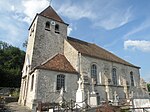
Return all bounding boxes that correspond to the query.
[67,36,90,45]
[39,5,51,14]
[39,5,64,23]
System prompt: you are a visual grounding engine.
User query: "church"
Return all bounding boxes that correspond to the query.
[18,6,149,109]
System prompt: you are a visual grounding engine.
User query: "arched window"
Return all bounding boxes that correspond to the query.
[130,71,134,86]
[45,21,50,29]
[55,24,59,34]
[112,68,117,85]
[91,64,97,79]
[57,74,65,90]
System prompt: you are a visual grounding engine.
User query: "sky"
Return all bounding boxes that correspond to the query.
[0,0,150,81]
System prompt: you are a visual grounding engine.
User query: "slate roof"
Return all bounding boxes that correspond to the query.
[39,6,65,24]
[67,37,140,68]
[36,54,78,74]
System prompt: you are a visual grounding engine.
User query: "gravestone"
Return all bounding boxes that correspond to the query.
[89,78,97,107]
[75,78,85,108]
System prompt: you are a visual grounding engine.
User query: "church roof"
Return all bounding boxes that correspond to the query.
[67,37,140,68]
[39,6,65,24]
[37,54,78,74]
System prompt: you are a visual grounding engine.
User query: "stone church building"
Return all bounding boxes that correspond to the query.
[18,6,149,109]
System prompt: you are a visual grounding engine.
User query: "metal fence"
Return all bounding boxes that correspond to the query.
[36,98,91,112]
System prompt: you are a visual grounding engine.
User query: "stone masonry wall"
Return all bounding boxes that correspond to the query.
[30,15,68,68]
[22,17,38,77]
[36,69,78,103]
[26,70,39,108]
[64,39,79,71]
[80,55,142,101]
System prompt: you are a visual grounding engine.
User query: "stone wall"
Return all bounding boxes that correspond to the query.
[27,15,68,69]
[26,70,39,108]
[80,55,143,101]
[36,69,78,103]
[64,39,79,71]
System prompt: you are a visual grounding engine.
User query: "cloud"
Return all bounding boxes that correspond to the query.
[0,0,50,49]
[123,18,150,39]
[97,7,133,30]
[9,0,49,24]
[67,26,72,36]
[0,14,26,48]
[124,40,150,52]
[21,0,49,24]
[57,1,133,30]
[0,1,26,49]
[57,2,96,20]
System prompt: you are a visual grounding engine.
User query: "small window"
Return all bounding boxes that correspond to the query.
[91,64,97,82]
[130,71,134,86]
[31,74,34,91]
[30,24,35,36]
[112,68,117,85]
[55,24,59,34]
[45,21,50,30]
[56,74,65,90]
[31,24,35,32]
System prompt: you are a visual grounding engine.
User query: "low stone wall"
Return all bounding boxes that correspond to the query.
[0,87,19,96]
[3,96,18,103]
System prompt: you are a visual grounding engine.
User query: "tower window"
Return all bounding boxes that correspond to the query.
[31,24,35,32]
[91,64,97,83]
[45,21,50,30]
[55,24,59,34]
[130,71,134,86]
[31,74,34,91]
[56,74,65,90]
[30,24,35,36]
[112,68,117,85]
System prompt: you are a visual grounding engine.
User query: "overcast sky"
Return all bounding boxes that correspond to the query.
[0,0,150,81]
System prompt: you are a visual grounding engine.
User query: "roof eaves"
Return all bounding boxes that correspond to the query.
[36,67,78,74]
[28,13,38,30]
[81,53,140,69]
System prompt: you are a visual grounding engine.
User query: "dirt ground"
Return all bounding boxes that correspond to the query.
[1,102,32,112]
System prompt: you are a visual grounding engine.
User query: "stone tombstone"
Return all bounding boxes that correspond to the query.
[75,78,85,108]
[59,87,64,104]
[89,78,97,107]
[113,91,119,106]
[49,109,54,112]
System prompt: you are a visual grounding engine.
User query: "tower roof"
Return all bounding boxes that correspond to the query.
[39,6,65,23]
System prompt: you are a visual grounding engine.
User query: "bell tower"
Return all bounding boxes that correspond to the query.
[25,6,68,69]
